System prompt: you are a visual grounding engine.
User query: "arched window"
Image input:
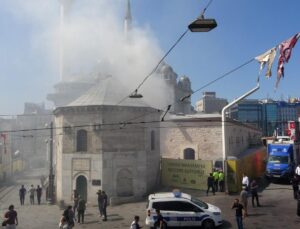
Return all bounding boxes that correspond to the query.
[151,130,155,151]
[77,129,87,152]
[183,148,195,160]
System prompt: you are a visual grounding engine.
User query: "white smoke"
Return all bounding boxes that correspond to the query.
[4,0,172,110]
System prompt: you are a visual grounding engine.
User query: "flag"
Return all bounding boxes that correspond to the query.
[276,33,300,88]
[255,47,277,78]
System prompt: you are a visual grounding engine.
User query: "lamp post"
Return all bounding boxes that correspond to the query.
[222,83,260,193]
[47,121,54,204]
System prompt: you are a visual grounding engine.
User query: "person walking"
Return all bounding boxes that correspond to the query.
[250,179,261,207]
[101,191,108,221]
[291,175,299,199]
[232,199,245,229]
[213,169,219,192]
[96,190,103,217]
[3,205,18,229]
[130,215,142,229]
[36,185,42,205]
[242,174,249,191]
[218,170,225,192]
[206,173,215,196]
[29,185,35,205]
[240,185,248,216]
[19,185,26,205]
[77,196,86,224]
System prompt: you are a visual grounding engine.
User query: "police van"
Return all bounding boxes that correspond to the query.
[145,191,222,229]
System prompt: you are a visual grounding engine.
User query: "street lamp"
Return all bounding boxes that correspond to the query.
[188,18,217,32]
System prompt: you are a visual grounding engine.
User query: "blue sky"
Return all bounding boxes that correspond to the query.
[0,0,300,114]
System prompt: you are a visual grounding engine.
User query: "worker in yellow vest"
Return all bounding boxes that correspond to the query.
[218,170,225,192]
[212,169,219,192]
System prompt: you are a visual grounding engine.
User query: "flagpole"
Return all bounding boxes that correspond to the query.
[222,82,260,194]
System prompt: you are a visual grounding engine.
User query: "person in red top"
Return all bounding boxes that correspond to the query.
[4,205,18,229]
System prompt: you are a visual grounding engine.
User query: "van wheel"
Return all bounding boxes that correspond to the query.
[202,219,215,229]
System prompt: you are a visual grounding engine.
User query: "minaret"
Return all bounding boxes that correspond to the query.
[124,0,132,39]
[59,0,73,81]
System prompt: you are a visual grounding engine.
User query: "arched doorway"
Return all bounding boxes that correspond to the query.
[183,148,195,160]
[76,175,87,201]
[116,169,133,197]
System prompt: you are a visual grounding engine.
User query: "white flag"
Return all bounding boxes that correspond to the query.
[255,47,277,78]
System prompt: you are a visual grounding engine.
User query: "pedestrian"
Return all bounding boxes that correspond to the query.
[19,185,26,205]
[36,185,42,205]
[102,190,108,221]
[154,209,167,229]
[295,163,300,179]
[29,185,35,205]
[242,174,249,191]
[130,215,142,229]
[77,195,86,224]
[96,189,103,217]
[206,173,215,196]
[291,175,299,199]
[250,179,261,207]
[231,198,245,229]
[240,185,248,216]
[213,169,219,192]
[72,190,79,216]
[3,204,18,229]
[63,205,75,228]
[218,170,225,192]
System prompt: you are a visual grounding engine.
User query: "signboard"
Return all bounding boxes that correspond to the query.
[161,158,213,190]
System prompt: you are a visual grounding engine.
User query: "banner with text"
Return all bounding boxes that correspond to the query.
[161,158,213,190]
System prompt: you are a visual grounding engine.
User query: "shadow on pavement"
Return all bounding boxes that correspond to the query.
[220,220,232,228]
[247,213,267,217]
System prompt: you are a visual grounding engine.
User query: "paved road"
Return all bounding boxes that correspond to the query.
[0,172,300,228]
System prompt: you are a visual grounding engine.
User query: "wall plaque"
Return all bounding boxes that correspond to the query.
[73,158,90,171]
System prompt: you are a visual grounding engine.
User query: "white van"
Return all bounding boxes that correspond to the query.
[145,191,222,229]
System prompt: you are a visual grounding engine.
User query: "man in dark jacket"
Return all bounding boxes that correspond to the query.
[36,185,42,205]
[250,179,261,207]
[77,196,86,224]
[207,173,215,196]
[19,185,26,205]
[97,190,103,217]
[102,191,108,221]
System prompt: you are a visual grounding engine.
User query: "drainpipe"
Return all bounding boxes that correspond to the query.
[222,83,260,193]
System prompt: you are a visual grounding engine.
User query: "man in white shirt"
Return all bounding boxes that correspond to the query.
[242,174,249,191]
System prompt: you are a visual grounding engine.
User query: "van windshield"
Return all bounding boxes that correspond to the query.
[191,197,208,209]
[268,155,288,164]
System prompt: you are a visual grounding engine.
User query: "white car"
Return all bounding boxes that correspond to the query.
[145,191,222,229]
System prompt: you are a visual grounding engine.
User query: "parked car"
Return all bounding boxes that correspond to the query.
[145,191,222,229]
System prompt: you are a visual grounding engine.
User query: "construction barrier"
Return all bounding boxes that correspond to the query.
[12,159,25,174]
[161,158,213,190]
[227,147,267,193]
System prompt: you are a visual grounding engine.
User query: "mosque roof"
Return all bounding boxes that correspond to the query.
[67,75,150,108]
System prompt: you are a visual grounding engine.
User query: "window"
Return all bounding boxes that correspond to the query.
[151,130,155,150]
[183,148,195,160]
[77,129,87,152]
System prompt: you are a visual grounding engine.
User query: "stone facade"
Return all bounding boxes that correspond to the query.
[54,104,161,205]
[160,114,262,165]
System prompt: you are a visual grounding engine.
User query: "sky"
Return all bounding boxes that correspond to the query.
[0,0,300,115]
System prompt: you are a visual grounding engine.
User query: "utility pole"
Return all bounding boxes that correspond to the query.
[48,121,54,204]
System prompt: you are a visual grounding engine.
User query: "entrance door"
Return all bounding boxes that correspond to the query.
[76,175,87,201]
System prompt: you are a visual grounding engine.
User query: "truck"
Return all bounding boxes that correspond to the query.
[265,136,300,180]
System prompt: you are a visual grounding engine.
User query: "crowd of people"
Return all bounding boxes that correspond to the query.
[206,169,225,195]
[19,184,43,206]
